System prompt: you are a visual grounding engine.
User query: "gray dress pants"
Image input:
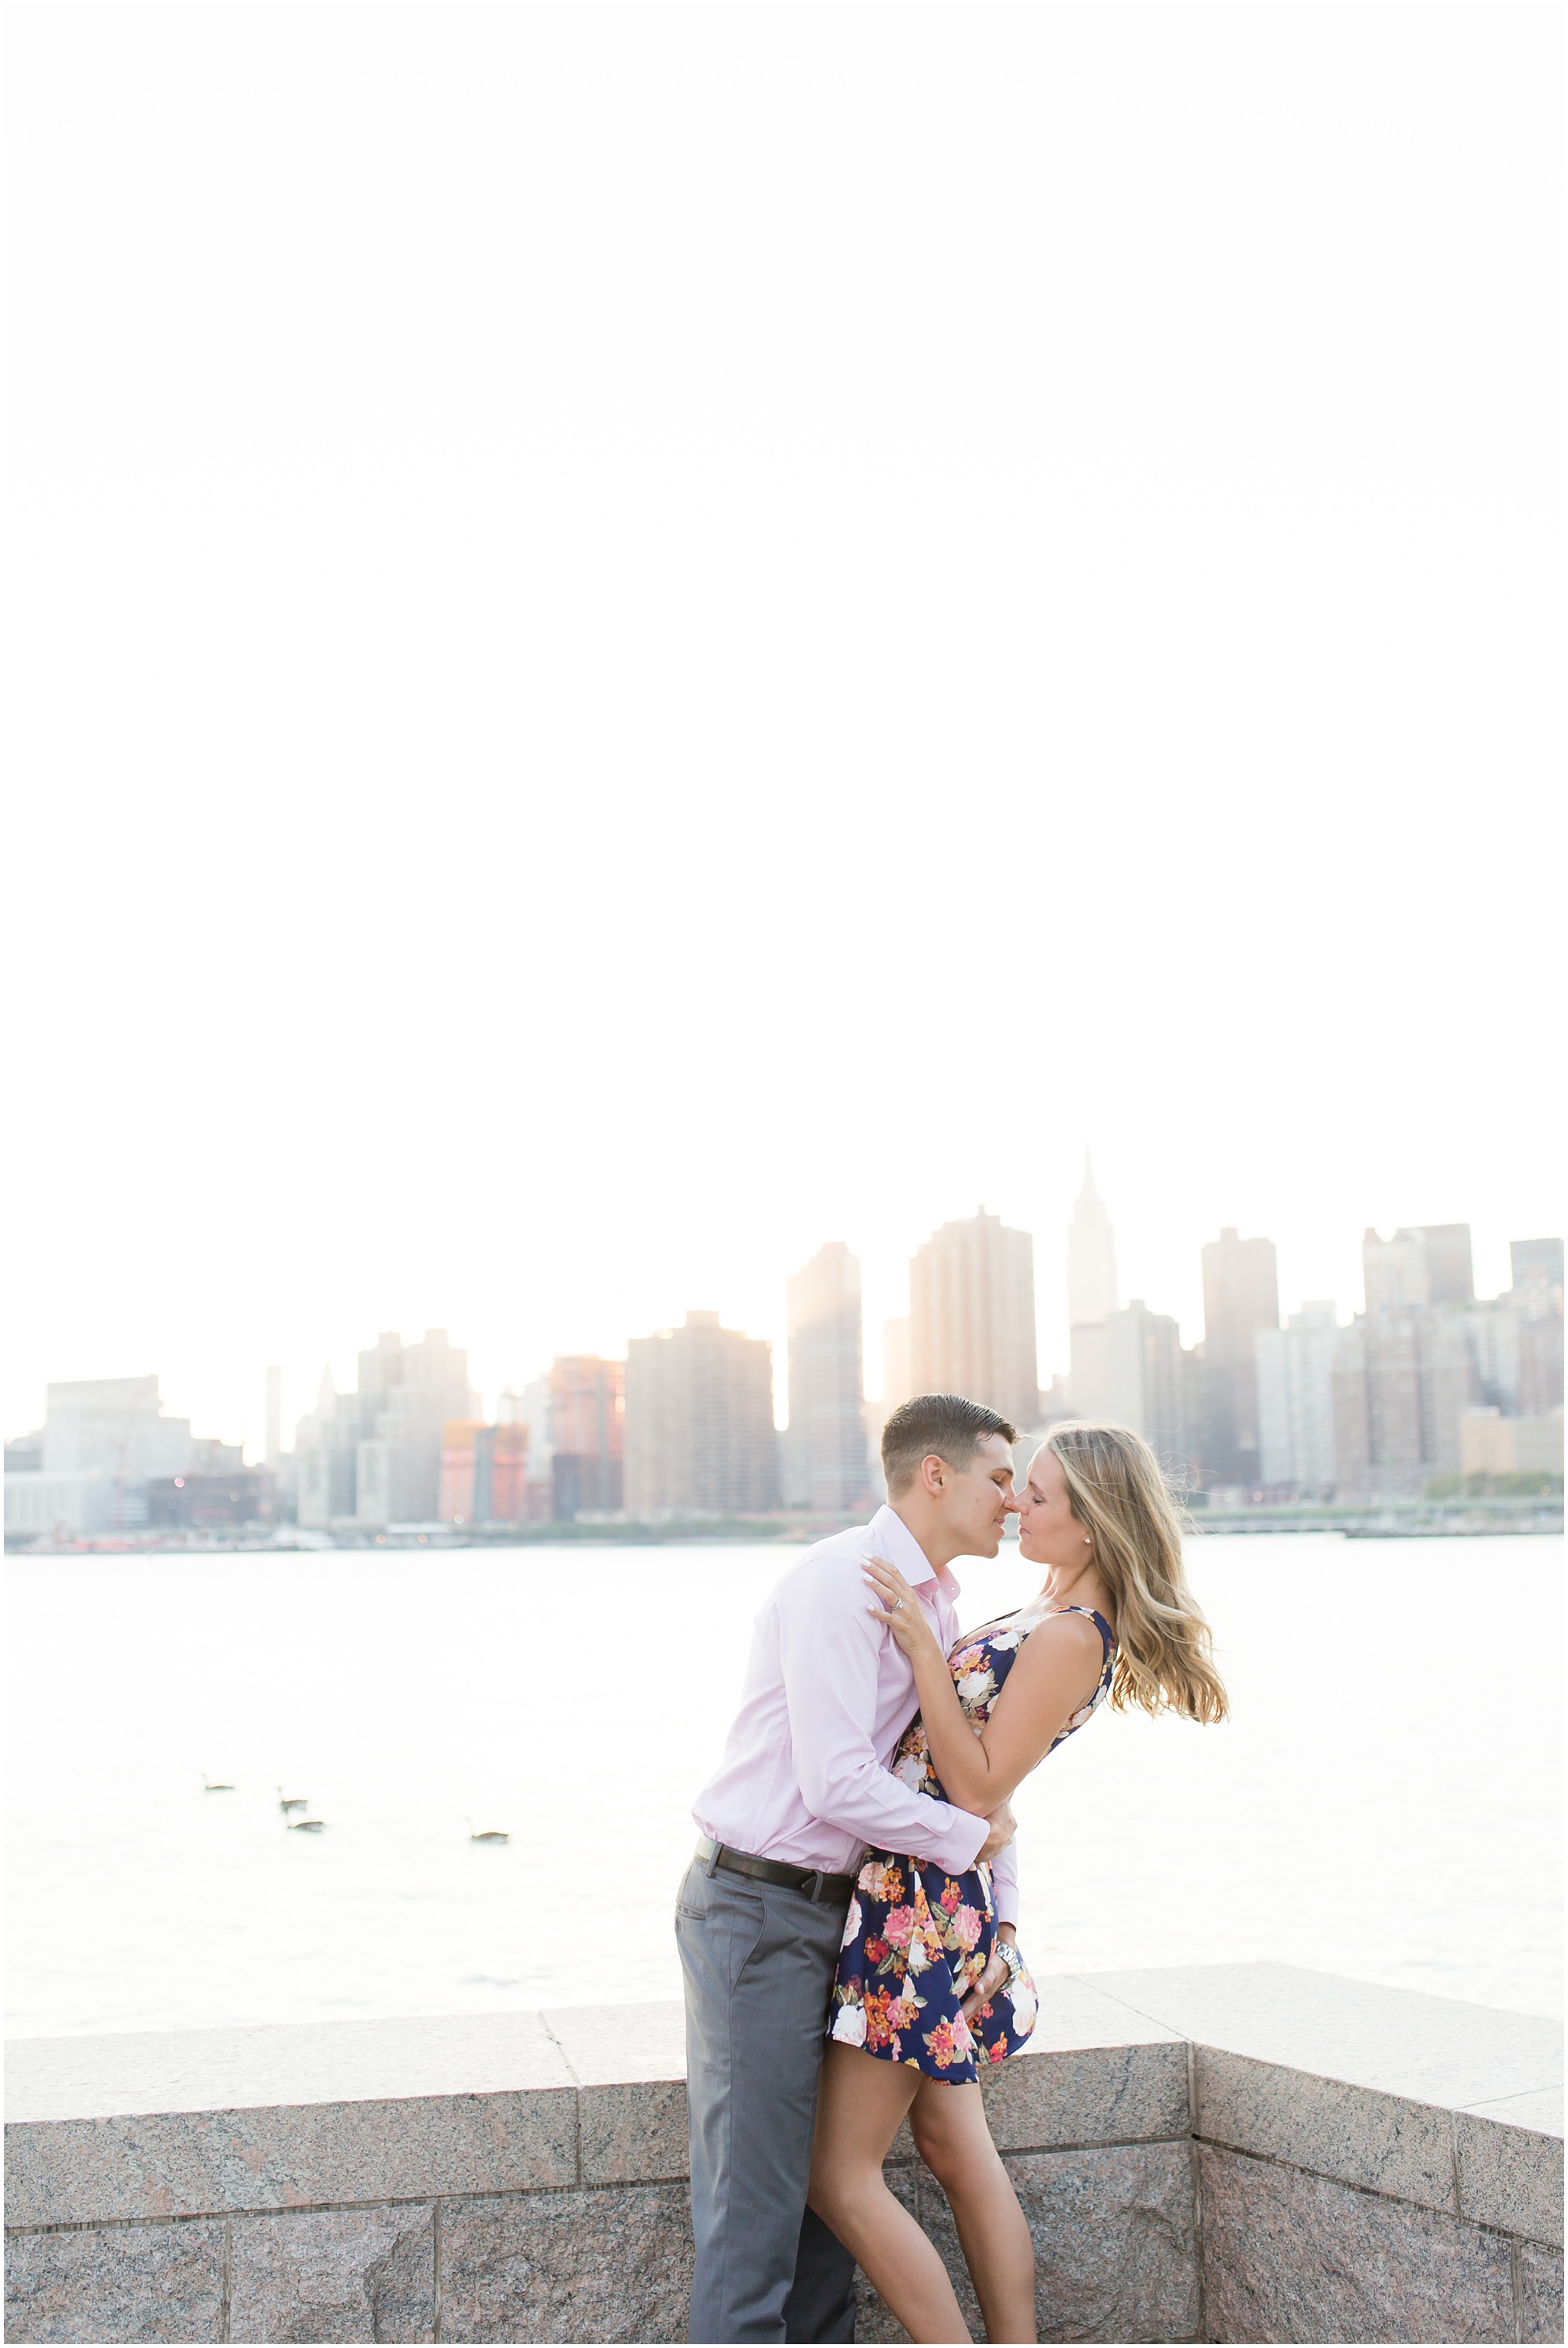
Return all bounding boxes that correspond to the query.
[676,1854,858,2344]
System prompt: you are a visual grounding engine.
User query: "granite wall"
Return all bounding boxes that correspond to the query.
[5,1965,1561,2343]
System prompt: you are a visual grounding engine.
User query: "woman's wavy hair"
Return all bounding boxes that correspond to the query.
[1042,1422,1228,1724]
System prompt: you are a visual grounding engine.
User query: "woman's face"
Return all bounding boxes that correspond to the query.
[1013,1444,1088,1571]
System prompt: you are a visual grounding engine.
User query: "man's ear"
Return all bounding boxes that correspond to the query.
[920,1452,946,1497]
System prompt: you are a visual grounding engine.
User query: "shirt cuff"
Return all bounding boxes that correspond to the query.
[915,1801,988,1878]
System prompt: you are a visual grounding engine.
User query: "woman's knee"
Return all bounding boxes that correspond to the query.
[910,2085,995,2186]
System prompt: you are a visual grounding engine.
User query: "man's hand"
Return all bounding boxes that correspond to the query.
[976,1800,1017,1864]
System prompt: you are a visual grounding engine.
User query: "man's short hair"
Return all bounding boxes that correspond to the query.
[880,1393,1019,1494]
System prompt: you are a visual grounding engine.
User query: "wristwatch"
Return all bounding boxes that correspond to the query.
[993,1938,1023,1984]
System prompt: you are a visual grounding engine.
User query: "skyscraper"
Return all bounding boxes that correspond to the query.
[549,1355,625,1519]
[1067,1158,1118,1419]
[1363,1225,1475,1314]
[1255,1303,1339,1492]
[1512,1238,1565,1308]
[908,1210,1038,1434]
[1199,1229,1280,1484]
[1102,1301,1186,1467]
[296,1331,479,1529]
[623,1311,780,1516]
[1067,1155,1119,1326]
[1396,1225,1475,1308]
[1511,1239,1565,1419]
[784,1243,871,1514]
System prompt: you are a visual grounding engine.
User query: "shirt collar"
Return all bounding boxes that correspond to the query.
[867,1501,961,1603]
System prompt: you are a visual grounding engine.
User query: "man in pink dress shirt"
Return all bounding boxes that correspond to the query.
[678,1393,1021,2344]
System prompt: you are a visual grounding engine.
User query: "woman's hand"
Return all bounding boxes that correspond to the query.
[863,1556,943,1663]
[959,1928,1015,2026]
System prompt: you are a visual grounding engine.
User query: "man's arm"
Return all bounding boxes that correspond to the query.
[988,1837,1020,1929]
[779,1559,989,1877]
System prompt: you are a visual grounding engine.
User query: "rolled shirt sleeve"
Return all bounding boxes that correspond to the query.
[779,1558,988,1880]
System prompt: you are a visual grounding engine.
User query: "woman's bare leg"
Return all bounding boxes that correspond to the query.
[910,2076,1037,2343]
[808,2045,972,2344]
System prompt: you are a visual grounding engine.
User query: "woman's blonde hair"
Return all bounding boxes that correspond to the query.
[1042,1422,1228,1724]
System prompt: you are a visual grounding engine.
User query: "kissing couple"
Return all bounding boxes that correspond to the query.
[676,1392,1227,2345]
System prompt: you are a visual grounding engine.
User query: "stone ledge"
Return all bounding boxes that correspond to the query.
[5,1968,1562,2345]
[3,1981,1193,2232]
[1086,1961,1563,2249]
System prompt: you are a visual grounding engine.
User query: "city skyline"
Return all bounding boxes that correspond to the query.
[9,1208,1559,1540]
[8,1197,1559,1470]
[4,1186,1553,1455]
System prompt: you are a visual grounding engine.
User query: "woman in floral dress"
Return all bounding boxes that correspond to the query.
[807,1422,1229,2344]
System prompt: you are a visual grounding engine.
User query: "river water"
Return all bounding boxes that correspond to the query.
[4,1534,1560,2039]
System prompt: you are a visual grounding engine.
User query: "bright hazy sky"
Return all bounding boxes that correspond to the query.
[6,4,1561,1453]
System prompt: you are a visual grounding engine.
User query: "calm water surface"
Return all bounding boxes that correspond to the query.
[5,1534,1560,2038]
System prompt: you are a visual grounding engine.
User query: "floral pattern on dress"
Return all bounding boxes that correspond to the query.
[829,1602,1116,2084]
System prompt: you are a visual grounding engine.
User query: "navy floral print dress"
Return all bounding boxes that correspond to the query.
[828,1600,1117,2084]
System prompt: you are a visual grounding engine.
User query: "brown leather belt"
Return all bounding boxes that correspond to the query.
[694,1834,857,1907]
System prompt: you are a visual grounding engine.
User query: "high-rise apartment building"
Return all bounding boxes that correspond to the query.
[1256,1304,1339,1491]
[477,1422,529,1523]
[909,1210,1038,1434]
[1199,1229,1279,1484]
[1363,1224,1475,1314]
[1396,1226,1475,1308]
[1102,1301,1185,1466]
[512,1377,556,1521]
[623,1311,780,1517]
[437,1421,487,1523]
[1512,1237,1565,1302]
[549,1355,625,1519]
[1333,1231,1468,1494]
[1067,1158,1118,1419]
[784,1243,871,1514]
[1511,1241,1565,1421]
[433,1416,531,1525]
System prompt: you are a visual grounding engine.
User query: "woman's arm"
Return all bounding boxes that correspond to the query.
[864,1556,1105,1813]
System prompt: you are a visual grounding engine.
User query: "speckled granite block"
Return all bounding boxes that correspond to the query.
[228,2204,435,2341]
[542,2002,691,2186]
[1197,2047,1455,2212]
[5,2089,578,2227]
[439,2181,693,2343]
[1455,2106,1563,2245]
[1518,2239,1565,2344]
[983,2039,1191,2154]
[923,2141,1198,2343]
[1199,2144,1515,2342]
[4,2219,225,2343]
[851,2164,919,2342]
[576,2079,689,2185]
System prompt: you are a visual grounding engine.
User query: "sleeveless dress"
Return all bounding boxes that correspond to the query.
[828,1600,1117,2085]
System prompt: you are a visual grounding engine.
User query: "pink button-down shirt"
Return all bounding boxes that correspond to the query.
[694,1502,995,1888]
